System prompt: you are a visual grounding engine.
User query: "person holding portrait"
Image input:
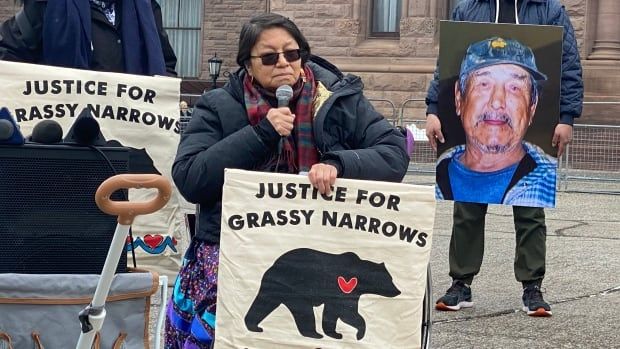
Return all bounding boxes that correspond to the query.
[424,0,583,318]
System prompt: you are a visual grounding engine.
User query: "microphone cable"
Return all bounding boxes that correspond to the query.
[275,137,285,173]
[65,141,138,269]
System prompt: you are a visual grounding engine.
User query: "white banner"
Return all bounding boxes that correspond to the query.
[0,60,188,279]
[216,169,436,349]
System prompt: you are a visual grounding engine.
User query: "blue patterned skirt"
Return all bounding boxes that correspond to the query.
[165,241,219,349]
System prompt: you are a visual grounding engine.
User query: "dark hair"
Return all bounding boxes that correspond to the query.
[236,13,311,67]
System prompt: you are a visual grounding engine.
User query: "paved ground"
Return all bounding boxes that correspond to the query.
[411,174,620,349]
[149,174,620,349]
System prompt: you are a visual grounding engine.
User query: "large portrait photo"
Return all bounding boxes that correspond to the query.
[436,21,563,208]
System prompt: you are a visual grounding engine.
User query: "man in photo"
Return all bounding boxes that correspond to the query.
[435,36,556,208]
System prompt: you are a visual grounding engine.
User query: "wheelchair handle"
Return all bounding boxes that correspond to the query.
[95,174,172,225]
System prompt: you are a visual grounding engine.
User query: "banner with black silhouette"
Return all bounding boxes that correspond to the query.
[0,60,189,280]
[216,169,435,349]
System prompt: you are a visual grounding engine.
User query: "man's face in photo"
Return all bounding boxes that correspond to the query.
[455,64,537,154]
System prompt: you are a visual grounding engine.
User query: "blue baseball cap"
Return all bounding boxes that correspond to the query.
[459,37,547,82]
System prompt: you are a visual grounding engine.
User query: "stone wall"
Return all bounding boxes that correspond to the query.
[201,0,440,121]
[198,0,599,123]
[0,0,18,22]
[200,0,268,80]
[0,0,617,123]
[270,0,439,120]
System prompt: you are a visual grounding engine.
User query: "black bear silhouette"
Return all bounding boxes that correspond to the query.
[244,248,401,340]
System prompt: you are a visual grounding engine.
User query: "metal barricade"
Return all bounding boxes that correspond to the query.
[399,98,426,126]
[560,123,620,194]
[399,99,436,175]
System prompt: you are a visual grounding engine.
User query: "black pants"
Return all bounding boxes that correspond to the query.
[449,202,546,285]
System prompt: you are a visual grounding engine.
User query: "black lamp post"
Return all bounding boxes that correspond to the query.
[208,53,223,90]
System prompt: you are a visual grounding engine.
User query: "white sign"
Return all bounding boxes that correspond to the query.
[0,60,188,278]
[216,169,436,349]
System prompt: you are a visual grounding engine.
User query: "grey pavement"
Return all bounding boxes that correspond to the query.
[409,173,620,349]
[149,174,620,349]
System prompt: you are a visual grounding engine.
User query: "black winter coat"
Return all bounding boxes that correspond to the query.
[0,0,177,75]
[173,56,409,243]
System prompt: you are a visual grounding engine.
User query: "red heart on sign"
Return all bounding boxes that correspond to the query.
[143,234,164,249]
[337,276,358,294]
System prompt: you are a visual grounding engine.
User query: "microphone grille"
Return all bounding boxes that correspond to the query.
[275,85,294,100]
[0,119,14,140]
[31,120,63,144]
[74,115,101,143]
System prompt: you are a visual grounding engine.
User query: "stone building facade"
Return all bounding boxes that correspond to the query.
[1,0,618,124]
[199,0,620,124]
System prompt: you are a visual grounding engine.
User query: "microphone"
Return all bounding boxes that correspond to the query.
[275,85,294,155]
[276,84,293,108]
[105,139,123,147]
[0,120,14,140]
[0,107,25,145]
[29,120,63,144]
[64,108,106,146]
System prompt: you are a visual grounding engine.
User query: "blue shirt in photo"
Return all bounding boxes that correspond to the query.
[449,153,519,204]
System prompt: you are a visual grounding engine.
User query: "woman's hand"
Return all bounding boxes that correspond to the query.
[266,107,295,136]
[308,163,338,195]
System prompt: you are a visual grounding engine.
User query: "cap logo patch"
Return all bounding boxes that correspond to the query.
[491,38,507,49]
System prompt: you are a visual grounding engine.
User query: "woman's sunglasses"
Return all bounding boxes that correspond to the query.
[250,49,302,66]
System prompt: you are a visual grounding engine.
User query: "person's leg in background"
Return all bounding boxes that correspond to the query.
[512,206,552,317]
[436,202,488,311]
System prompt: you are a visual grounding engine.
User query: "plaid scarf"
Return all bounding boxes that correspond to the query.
[244,66,320,173]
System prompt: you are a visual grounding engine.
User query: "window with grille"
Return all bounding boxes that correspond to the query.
[159,0,203,78]
[370,0,401,38]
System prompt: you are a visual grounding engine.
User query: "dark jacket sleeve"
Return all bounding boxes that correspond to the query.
[424,62,440,116]
[150,0,177,76]
[322,94,409,182]
[425,4,464,116]
[0,0,44,63]
[171,91,273,205]
[549,2,584,125]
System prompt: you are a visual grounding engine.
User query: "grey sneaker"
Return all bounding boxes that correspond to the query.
[435,280,473,311]
[522,285,552,317]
